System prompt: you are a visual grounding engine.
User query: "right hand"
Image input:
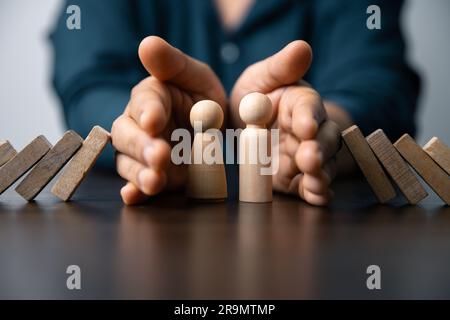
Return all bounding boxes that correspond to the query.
[111,36,227,205]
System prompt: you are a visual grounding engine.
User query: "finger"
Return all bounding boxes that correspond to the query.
[297,175,333,206]
[295,120,341,173]
[111,115,171,170]
[302,189,333,206]
[120,182,149,205]
[279,86,327,140]
[127,78,172,135]
[231,40,312,99]
[295,140,322,174]
[302,161,337,195]
[282,133,300,158]
[138,36,226,106]
[315,120,341,161]
[116,153,167,196]
[288,173,303,195]
[273,153,299,193]
[303,172,330,195]
[275,159,334,206]
[230,40,313,127]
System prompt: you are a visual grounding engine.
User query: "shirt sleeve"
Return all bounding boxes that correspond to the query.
[49,0,150,169]
[307,0,420,140]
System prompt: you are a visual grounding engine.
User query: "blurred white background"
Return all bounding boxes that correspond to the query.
[0,0,449,149]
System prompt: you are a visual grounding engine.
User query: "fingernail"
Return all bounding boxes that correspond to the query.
[143,144,154,166]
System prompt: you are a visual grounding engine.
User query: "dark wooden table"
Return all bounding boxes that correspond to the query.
[0,170,449,299]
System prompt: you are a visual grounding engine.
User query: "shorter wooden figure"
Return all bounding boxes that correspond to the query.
[187,100,227,201]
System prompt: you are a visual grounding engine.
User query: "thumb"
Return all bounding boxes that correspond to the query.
[139,36,226,107]
[230,40,312,112]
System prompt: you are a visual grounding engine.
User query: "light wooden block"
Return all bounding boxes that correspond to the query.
[423,137,450,176]
[0,140,17,167]
[51,126,110,201]
[0,136,52,195]
[15,131,84,201]
[342,125,396,203]
[366,129,428,204]
[395,134,450,205]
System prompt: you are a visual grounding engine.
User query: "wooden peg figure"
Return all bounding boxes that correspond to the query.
[187,100,228,201]
[239,92,273,203]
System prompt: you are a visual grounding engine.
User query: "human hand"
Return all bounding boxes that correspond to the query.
[112,36,227,205]
[230,41,342,205]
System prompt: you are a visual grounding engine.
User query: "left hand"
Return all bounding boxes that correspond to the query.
[230,41,342,205]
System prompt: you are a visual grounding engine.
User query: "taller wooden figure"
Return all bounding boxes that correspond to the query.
[187,100,228,201]
[239,92,273,203]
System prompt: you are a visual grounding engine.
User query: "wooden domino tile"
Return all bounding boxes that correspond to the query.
[0,136,52,195]
[51,126,110,201]
[0,140,17,167]
[342,125,396,203]
[423,137,450,176]
[395,134,450,205]
[366,129,428,204]
[15,131,84,201]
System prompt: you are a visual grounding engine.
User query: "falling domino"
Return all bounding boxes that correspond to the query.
[342,125,396,203]
[366,129,428,205]
[51,126,110,201]
[15,130,84,201]
[0,141,17,167]
[423,137,450,176]
[0,136,52,195]
[394,134,450,205]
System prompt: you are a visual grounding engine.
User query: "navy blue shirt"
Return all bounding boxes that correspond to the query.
[50,0,420,169]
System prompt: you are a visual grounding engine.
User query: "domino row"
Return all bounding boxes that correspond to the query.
[342,126,450,205]
[0,126,110,201]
